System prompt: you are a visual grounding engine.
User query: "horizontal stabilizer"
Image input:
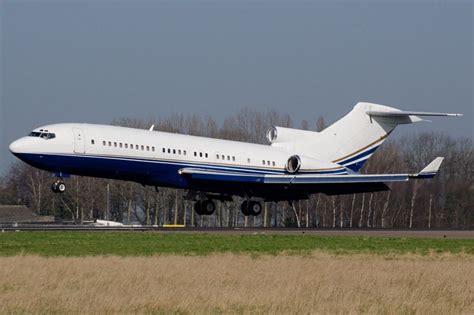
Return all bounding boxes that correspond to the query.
[366,110,462,117]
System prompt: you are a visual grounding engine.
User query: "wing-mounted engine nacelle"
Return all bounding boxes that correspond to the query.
[267,126,319,144]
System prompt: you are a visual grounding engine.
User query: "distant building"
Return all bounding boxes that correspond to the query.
[0,205,55,224]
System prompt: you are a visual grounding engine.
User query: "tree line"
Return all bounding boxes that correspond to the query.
[1,109,472,228]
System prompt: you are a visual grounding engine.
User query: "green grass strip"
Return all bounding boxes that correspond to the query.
[0,232,472,256]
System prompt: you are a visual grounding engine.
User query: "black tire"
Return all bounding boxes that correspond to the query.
[248,201,262,216]
[240,200,250,216]
[201,200,216,215]
[51,182,59,193]
[194,201,205,215]
[58,182,66,193]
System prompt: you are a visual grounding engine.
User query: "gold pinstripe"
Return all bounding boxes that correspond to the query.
[332,133,390,163]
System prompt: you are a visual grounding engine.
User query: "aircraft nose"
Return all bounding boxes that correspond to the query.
[9,137,29,154]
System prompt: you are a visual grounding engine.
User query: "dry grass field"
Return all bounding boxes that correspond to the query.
[0,253,472,314]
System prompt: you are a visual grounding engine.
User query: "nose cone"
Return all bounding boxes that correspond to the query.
[9,137,30,155]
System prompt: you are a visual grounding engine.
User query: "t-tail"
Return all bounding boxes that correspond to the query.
[269,102,462,172]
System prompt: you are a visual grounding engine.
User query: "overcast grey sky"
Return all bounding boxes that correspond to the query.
[1,0,472,174]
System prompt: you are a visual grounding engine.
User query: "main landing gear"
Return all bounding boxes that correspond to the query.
[192,200,262,216]
[187,191,263,217]
[194,199,216,216]
[240,200,262,216]
[51,179,66,193]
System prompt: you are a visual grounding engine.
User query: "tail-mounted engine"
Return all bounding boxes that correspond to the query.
[284,153,345,174]
[267,126,320,144]
[286,155,301,173]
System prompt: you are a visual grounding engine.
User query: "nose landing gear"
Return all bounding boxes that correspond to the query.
[51,180,66,193]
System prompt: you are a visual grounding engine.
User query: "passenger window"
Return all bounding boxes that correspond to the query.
[119,143,123,148]
[178,149,181,155]
[136,144,139,150]
[162,148,166,153]
[216,154,219,160]
[141,145,144,150]
[232,156,235,161]
[130,144,134,149]
[272,161,275,166]
[183,150,187,156]
[91,140,95,145]
[108,141,112,146]
[227,156,230,161]
[103,141,106,146]
[247,158,251,163]
[267,161,270,166]
[222,155,225,160]
[125,144,128,149]
[147,146,150,151]
[168,148,171,153]
[262,160,265,165]
[199,152,203,157]
[173,149,176,154]
[114,142,117,147]
[152,147,155,152]
[194,152,197,157]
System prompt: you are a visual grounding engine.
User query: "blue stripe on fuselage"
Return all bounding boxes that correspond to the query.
[338,146,379,166]
[13,153,347,188]
[336,145,380,172]
[56,153,346,175]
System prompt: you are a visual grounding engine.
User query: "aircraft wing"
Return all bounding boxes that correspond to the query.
[179,157,444,184]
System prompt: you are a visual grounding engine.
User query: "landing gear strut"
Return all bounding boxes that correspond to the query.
[240,200,262,216]
[194,199,216,216]
[51,180,66,193]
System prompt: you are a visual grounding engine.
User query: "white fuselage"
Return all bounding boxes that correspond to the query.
[9,123,347,185]
[9,102,457,202]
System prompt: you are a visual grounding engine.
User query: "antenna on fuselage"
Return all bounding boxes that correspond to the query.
[149,124,155,131]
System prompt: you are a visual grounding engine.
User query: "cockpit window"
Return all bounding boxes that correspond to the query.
[41,133,55,139]
[28,132,56,139]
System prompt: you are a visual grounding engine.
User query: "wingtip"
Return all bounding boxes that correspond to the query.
[416,157,444,178]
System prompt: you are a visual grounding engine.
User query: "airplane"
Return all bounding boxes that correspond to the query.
[9,102,461,216]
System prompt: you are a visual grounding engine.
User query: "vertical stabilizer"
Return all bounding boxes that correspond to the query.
[316,102,399,171]
[291,102,456,172]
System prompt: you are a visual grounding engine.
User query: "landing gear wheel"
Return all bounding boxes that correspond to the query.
[51,180,66,193]
[248,201,262,216]
[194,200,216,215]
[201,200,216,215]
[57,182,66,193]
[194,201,205,215]
[240,200,250,216]
[240,200,262,216]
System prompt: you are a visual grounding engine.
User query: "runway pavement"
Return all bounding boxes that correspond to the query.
[0,225,473,238]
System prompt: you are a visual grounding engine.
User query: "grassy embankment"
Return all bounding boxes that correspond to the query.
[0,232,472,314]
[0,231,472,256]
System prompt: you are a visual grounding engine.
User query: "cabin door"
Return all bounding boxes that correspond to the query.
[73,128,85,154]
